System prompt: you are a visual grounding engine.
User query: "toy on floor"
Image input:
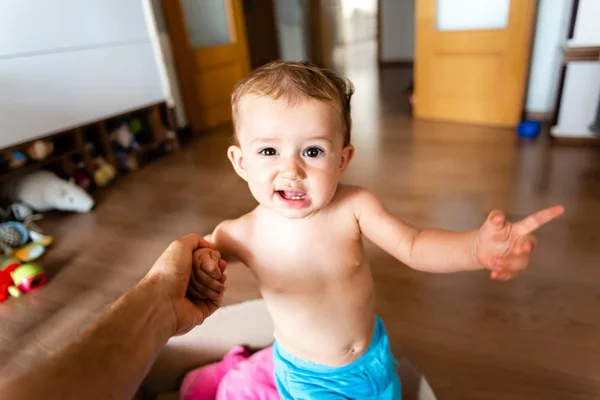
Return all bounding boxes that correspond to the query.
[180,345,278,400]
[9,202,35,221]
[1,170,94,212]
[517,120,541,138]
[0,220,53,262]
[0,256,46,301]
[8,262,46,296]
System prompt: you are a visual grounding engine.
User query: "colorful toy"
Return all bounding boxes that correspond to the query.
[0,221,29,248]
[8,263,46,297]
[0,257,46,301]
[0,221,53,262]
[517,120,541,138]
[92,157,117,187]
[0,269,13,302]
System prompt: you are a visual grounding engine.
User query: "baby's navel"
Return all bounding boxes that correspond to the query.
[275,287,284,294]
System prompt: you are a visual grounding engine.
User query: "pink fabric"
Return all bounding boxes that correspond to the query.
[216,347,278,400]
[180,345,250,400]
[180,346,279,400]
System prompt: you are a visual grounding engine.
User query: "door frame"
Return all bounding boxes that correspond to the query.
[160,0,250,133]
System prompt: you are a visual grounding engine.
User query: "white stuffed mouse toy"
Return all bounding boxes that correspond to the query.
[2,170,94,212]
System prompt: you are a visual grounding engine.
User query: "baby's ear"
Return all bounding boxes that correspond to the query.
[339,144,355,173]
[227,145,248,181]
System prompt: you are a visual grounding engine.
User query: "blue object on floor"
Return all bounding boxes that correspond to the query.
[517,120,541,138]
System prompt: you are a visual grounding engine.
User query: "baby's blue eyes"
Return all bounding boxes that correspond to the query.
[258,147,325,158]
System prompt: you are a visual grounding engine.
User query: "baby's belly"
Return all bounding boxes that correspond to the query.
[261,267,376,367]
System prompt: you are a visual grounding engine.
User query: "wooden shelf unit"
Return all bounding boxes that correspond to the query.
[0,102,178,184]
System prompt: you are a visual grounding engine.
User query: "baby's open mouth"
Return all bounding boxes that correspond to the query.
[276,190,307,201]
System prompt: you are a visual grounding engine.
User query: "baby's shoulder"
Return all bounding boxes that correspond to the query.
[212,210,256,262]
[334,184,381,209]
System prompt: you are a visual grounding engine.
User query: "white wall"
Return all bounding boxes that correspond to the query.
[568,0,600,47]
[551,62,600,137]
[0,0,168,149]
[380,0,415,61]
[525,0,574,114]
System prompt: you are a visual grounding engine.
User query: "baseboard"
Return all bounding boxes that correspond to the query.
[551,135,600,146]
[525,111,554,122]
[379,59,414,68]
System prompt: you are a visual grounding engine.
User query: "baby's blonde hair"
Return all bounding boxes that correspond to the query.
[231,61,354,147]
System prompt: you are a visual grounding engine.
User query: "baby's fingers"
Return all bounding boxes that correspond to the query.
[193,265,225,293]
[188,273,223,301]
[514,235,537,256]
[193,249,222,280]
[490,255,530,280]
[491,270,518,281]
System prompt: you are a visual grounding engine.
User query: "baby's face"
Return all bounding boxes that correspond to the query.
[228,95,354,219]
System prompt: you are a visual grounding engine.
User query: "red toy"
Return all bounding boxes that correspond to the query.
[0,256,46,301]
[0,269,13,302]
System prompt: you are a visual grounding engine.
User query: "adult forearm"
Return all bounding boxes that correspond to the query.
[2,279,174,400]
[408,229,482,273]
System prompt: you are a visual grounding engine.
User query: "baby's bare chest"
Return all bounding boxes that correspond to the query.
[244,218,364,285]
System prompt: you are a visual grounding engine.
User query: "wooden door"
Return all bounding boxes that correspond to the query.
[162,0,251,132]
[414,0,536,127]
[242,0,280,69]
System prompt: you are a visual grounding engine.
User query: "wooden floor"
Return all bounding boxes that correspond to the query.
[2,42,600,399]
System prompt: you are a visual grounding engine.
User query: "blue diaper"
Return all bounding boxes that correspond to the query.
[273,316,401,399]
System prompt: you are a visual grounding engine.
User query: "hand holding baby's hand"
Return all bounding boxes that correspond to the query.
[187,248,227,306]
[475,205,564,281]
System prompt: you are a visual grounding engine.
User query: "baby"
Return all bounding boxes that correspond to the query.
[189,61,564,399]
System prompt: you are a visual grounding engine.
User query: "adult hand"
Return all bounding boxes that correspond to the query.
[139,233,224,336]
[475,205,565,280]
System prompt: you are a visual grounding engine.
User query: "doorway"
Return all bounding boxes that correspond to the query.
[331,0,378,74]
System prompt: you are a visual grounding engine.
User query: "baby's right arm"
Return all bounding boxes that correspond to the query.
[189,219,245,303]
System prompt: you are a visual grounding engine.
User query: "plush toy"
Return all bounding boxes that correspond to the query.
[10,202,34,221]
[26,140,54,161]
[1,170,94,212]
[109,121,140,172]
[110,121,139,152]
[92,157,117,187]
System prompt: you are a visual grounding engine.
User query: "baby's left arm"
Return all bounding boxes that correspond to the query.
[354,189,564,280]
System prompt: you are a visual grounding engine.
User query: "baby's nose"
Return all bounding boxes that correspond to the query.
[280,158,305,181]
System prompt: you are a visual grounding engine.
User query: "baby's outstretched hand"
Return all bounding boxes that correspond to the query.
[187,248,227,305]
[475,205,564,281]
